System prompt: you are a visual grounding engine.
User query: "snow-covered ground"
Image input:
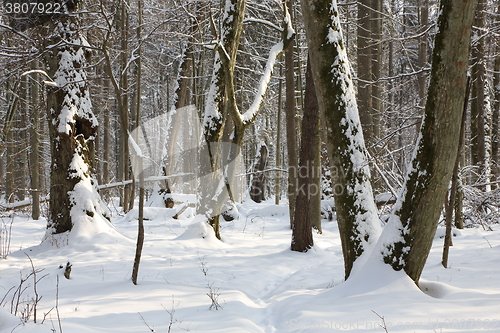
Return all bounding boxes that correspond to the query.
[1,199,499,332]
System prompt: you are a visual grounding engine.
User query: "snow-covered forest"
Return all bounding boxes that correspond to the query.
[0,0,499,332]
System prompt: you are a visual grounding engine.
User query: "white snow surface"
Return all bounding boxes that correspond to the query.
[1,199,499,332]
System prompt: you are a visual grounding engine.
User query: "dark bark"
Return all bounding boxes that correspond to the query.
[300,0,380,279]
[491,7,500,187]
[275,66,283,205]
[285,0,298,228]
[199,0,294,239]
[250,144,268,203]
[443,78,468,268]
[44,14,100,234]
[470,0,487,183]
[357,0,372,141]
[30,61,41,220]
[291,57,319,252]
[132,0,144,285]
[383,0,478,283]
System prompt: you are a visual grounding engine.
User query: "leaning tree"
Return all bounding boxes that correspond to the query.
[198,0,295,239]
[300,0,477,283]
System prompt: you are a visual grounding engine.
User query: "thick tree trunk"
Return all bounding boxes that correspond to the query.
[382,0,478,283]
[291,57,320,252]
[300,0,381,279]
[44,15,104,234]
[443,81,468,268]
[199,0,294,240]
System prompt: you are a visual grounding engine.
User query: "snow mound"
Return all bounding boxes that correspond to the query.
[434,226,462,239]
[333,257,422,299]
[0,306,19,331]
[175,216,220,244]
[124,207,178,221]
[246,205,289,217]
[419,280,458,298]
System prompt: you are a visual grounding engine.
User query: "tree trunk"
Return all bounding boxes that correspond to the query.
[470,0,488,186]
[15,76,28,201]
[443,78,468,268]
[30,61,41,220]
[357,0,373,143]
[250,144,268,203]
[275,66,283,205]
[198,0,294,239]
[300,0,381,279]
[491,0,500,187]
[291,57,320,252]
[285,0,298,228]
[370,0,382,141]
[418,0,429,109]
[119,0,131,212]
[43,12,106,234]
[132,0,144,285]
[382,0,478,283]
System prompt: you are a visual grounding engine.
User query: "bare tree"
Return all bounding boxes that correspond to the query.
[300,0,381,278]
[382,0,478,283]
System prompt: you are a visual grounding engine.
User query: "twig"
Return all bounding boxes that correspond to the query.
[483,237,493,248]
[161,296,178,333]
[197,254,209,276]
[206,282,223,310]
[371,310,389,333]
[41,307,54,324]
[0,286,15,307]
[138,312,155,332]
[56,276,63,333]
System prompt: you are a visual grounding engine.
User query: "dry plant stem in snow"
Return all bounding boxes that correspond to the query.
[372,310,389,333]
[0,215,13,259]
[25,253,48,323]
[206,282,223,310]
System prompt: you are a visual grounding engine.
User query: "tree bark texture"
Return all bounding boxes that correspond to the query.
[43,12,104,234]
[199,0,294,239]
[382,0,478,283]
[300,0,381,279]
[30,61,41,220]
[470,0,488,182]
[250,144,268,203]
[291,57,320,252]
[285,0,298,228]
[357,0,372,142]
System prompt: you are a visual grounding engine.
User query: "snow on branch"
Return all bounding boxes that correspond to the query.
[243,18,283,32]
[239,5,295,126]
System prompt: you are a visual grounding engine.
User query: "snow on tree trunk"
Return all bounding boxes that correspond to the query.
[381,0,478,283]
[44,17,110,238]
[198,0,294,239]
[300,0,381,279]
